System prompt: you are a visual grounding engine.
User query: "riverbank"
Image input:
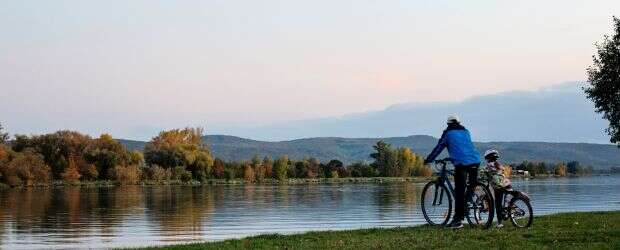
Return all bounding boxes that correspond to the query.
[0,177,434,188]
[1,174,613,188]
[134,211,620,249]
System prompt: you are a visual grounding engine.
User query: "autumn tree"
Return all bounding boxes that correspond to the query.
[262,156,274,178]
[12,131,91,179]
[243,163,255,182]
[83,134,132,179]
[396,148,415,177]
[62,155,82,182]
[306,158,320,178]
[585,16,620,146]
[252,155,265,182]
[554,163,567,177]
[144,127,213,179]
[0,122,8,144]
[212,158,226,178]
[2,150,52,186]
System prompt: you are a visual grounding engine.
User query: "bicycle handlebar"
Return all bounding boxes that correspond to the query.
[433,158,453,165]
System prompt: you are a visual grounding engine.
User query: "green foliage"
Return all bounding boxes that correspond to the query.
[514,160,593,176]
[586,17,620,146]
[348,162,377,177]
[273,156,289,180]
[171,166,193,182]
[292,160,309,178]
[326,159,348,178]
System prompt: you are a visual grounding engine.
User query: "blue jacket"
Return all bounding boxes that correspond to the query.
[425,124,481,167]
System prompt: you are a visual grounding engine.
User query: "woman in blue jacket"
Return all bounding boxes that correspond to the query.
[424,115,481,229]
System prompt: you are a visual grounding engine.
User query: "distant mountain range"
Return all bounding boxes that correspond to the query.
[120,135,620,169]
[209,82,610,143]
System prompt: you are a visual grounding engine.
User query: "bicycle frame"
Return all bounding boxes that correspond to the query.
[431,160,455,206]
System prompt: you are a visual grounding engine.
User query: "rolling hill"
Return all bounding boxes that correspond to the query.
[120,135,620,168]
[209,82,610,143]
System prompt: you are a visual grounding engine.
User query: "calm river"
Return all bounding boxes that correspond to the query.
[1,175,619,249]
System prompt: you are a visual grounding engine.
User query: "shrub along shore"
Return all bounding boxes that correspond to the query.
[0,125,596,188]
[130,211,620,249]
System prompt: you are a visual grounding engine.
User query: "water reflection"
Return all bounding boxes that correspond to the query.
[0,176,617,249]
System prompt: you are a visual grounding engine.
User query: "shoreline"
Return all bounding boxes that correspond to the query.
[0,174,613,189]
[0,177,433,188]
[127,211,620,249]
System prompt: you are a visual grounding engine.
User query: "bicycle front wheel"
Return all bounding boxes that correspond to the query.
[421,181,452,226]
[465,184,494,229]
[509,195,533,228]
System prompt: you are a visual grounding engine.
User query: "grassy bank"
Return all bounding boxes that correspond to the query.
[134,211,620,249]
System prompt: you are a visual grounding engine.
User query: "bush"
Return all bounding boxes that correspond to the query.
[146,165,171,182]
[109,165,141,185]
[330,170,339,179]
[348,162,376,177]
[171,166,192,182]
[224,167,236,180]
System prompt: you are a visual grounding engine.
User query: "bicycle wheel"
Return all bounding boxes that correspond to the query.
[421,181,452,226]
[508,195,533,228]
[465,184,494,229]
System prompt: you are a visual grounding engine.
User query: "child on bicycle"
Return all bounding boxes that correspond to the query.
[481,149,512,228]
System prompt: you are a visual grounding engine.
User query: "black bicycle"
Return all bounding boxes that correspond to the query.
[420,158,495,228]
[478,173,534,228]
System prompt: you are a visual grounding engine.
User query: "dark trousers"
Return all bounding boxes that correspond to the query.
[453,164,479,222]
[494,185,512,223]
[494,188,504,223]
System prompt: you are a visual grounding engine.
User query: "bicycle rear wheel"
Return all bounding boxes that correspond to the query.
[509,195,533,228]
[465,184,494,229]
[421,181,452,226]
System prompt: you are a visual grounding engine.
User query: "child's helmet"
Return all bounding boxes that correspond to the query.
[484,149,499,160]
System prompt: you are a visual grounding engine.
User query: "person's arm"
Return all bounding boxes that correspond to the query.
[424,131,448,164]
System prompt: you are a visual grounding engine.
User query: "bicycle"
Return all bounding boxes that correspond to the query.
[478,171,534,228]
[420,158,495,228]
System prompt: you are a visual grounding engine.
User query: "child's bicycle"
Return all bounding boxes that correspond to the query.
[420,158,495,228]
[479,172,534,228]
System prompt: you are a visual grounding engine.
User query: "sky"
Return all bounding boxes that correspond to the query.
[1,0,619,140]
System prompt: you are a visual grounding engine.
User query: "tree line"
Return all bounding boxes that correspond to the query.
[510,160,594,177]
[0,124,432,186]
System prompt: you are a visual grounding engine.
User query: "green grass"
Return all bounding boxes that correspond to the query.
[133,211,620,250]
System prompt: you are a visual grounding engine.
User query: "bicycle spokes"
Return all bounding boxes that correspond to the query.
[465,185,494,228]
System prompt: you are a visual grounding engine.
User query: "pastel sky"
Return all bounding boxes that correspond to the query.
[1,0,619,140]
